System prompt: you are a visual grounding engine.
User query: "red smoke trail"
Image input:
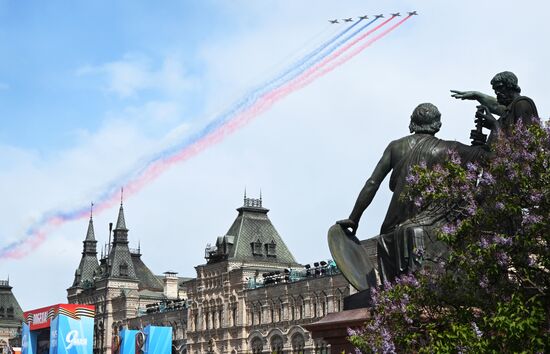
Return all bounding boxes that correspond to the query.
[1,15,413,260]
[105,17,413,211]
[292,16,413,90]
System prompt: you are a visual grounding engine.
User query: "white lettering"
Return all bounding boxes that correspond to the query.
[65,330,88,350]
[33,311,49,324]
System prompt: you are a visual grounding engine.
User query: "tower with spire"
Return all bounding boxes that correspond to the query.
[70,204,99,289]
[67,196,166,354]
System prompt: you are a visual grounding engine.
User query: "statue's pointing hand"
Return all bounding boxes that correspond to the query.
[450,90,478,100]
[336,219,358,237]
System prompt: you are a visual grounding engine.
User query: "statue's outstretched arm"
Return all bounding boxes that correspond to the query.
[450,90,505,116]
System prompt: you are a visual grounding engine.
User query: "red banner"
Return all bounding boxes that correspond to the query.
[23,304,95,330]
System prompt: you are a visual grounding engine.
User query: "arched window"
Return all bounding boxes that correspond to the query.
[271,335,284,354]
[313,300,318,318]
[251,337,263,354]
[291,333,305,354]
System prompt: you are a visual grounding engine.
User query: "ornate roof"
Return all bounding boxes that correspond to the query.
[0,280,24,323]
[72,217,99,288]
[131,253,163,291]
[206,196,298,265]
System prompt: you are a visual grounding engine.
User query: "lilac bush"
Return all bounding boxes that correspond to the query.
[349,120,550,353]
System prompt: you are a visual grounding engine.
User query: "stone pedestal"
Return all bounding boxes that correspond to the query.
[303,308,370,354]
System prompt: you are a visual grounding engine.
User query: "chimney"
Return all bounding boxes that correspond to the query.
[163,271,179,299]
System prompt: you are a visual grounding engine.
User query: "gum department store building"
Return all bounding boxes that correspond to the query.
[67,195,353,353]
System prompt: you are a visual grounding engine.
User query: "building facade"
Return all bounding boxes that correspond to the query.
[0,279,23,353]
[67,204,187,354]
[184,196,352,354]
[67,196,352,353]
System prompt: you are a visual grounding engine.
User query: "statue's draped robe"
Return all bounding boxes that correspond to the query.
[376,135,486,284]
[487,95,538,145]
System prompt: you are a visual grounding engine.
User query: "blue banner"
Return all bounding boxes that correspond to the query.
[53,313,94,354]
[21,323,37,354]
[119,329,138,354]
[143,326,172,354]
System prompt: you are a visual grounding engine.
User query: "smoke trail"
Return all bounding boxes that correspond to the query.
[0,15,413,260]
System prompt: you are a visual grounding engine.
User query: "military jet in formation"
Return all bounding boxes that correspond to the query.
[328,11,417,23]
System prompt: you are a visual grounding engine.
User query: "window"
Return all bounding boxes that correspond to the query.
[232,307,237,326]
[119,263,128,277]
[271,335,284,354]
[6,307,13,319]
[265,241,277,257]
[251,239,263,256]
[251,337,263,354]
[291,333,305,354]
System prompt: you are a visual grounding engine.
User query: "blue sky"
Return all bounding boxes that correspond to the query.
[1,0,550,309]
[0,1,241,150]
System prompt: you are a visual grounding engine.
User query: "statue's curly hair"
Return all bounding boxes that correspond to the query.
[409,103,442,134]
[491,71,521,93]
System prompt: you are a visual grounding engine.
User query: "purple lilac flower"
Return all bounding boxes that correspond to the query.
[441,223,457,235]
[449,150,461,164]
[495,202,505,210]
[380,327,396,354]
[528,256,536,267]
[471,322,483,338]
[495,235,512,246]
[530,193,543,203]
[414,197,423,208]
[479,275,489,289]
[480,171,496,185]
[496,252,510,267]
[405,173,419,184]
[522,213,543,226]
[478,237,490,249]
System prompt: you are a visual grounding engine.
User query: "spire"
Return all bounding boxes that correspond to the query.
[115,189,127,230]
[115,204,127,230]
[85,218,96,241]
[85,203,96,241]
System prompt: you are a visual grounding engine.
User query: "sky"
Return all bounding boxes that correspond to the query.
[1,0,549,310]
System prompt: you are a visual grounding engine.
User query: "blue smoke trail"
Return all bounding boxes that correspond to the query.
[96,20,380,201]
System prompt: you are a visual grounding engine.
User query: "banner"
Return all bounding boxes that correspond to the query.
[143,326,172,354]
[22,304,95,354]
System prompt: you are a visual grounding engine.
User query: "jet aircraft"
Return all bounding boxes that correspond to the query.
[328,19,339,24]
[391,12,401,17]
[342,18,353,22]
[408,11,418,15]
[374,14,384,19]
[358,15,368,20]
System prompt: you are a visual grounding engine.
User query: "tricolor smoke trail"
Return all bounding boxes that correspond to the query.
[0,14,414,260]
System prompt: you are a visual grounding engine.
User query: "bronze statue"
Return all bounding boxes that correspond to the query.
[451,71,538,144]
[332,103,497,290]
